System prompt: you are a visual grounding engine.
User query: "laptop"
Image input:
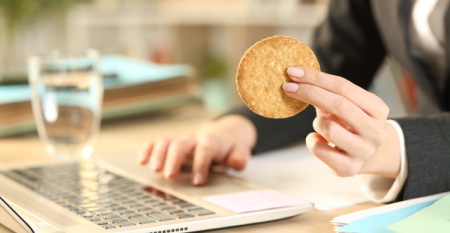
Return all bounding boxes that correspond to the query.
[0,155,313,233]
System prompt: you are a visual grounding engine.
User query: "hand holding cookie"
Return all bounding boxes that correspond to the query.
[283,67,396,177]
[237,36,398,178]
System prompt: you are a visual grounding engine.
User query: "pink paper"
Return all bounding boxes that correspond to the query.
[202,189,310,213]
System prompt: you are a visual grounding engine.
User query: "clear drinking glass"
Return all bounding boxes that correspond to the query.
[28,50,103,160]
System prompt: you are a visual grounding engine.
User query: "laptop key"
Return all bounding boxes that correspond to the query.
[118,221,136,227]
[130,216,156,224]
[184,205,203,211]
[62,204,73,208]
[190,209,215,216]
[147,213,175,221]
[166,209,184,214]
[80,203,98,208]
[103,203,119,208]
[90,216,102,221]
[93,220,108,225]
[76,210,86,215]
[86,207,102,212]
[101,224,116,229]
[176,202,194,208]
[83,213,93,218]
[137,207,153,212]
[122,212,143,218]
[153,202,167,207]
[103,214,119,219]
[93,210,111,216]
[129,204,144,209]
[113,219,127,224]
[170,199,185,204]
[172,213,195,219]
[122,200,136,205]
[160,206,175,211]
[111,218,128,223]
[119,210,134,215]
[112,207,127,211]
[137,195,152,200]
[98,198,113,204]
[144,199,159,204]
[140,209,161,214]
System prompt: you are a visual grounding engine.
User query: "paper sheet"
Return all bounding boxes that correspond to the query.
[202,189,310,213]
[227,145,369,210]
[337,199,438,233]
[332,191,450,225]
[386,194,450,233]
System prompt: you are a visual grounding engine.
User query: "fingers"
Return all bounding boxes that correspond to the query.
[148,137,171,172]
[312,116,367,157]
[164,135,196,179]
[191,135,221,186]
[137,142,153,165]
[306,133,359,177]
[284,81,371,135]
[287,67,389,119]
[315,107,352,131]
[226,142,251,171]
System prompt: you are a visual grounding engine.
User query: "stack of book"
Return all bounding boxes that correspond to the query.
[0,55,200,137]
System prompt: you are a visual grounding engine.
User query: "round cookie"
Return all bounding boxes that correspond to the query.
[236,36,320,119]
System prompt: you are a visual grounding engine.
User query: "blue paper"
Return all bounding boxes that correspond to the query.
[338,199,438,233]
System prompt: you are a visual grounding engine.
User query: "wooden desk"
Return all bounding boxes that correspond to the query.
[0,104,380,233]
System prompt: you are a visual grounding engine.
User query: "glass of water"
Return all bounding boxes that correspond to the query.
[28,50,103,160]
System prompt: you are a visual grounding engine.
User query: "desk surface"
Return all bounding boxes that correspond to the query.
[0,104,380,233]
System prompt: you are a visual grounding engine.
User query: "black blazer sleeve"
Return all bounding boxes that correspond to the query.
[394,113,450,201]
[226,0,386,154]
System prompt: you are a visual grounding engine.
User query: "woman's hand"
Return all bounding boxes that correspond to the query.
[137,115,257,186]
[283,67,401,178]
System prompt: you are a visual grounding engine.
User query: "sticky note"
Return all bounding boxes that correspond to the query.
[385,194,450,233]
[338,199,438,233]
[202,189,310,213]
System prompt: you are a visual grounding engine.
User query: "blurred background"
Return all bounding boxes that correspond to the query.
[0,0,409,139]
[0,0,332,137]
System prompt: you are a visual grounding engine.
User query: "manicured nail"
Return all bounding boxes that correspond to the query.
[283,82,299,92]
[193,173,203,185]
[151,159,162,171]
[287,67,305,78]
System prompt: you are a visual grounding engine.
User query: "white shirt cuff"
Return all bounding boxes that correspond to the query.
[360,120,408,203]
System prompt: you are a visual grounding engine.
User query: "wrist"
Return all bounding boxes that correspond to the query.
[213,114,257,150]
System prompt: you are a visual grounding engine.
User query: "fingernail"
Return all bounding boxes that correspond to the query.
[287,67,305,78]
[193,173,203,185]
[283,82,299,92]
[165,167,175,179]
[137,152,146,165]
[151,160,162,171]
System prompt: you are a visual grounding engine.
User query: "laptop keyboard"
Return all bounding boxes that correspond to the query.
[1,162,215,230]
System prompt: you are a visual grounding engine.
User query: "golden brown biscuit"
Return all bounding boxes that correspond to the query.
[236,36,320,118]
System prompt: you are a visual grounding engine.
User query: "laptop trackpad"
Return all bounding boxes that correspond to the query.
[0,176,80,227]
